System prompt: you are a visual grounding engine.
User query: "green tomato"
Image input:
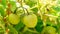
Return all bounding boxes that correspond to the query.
[41,26,56,34]
[23,14,37,28]
[9,13,20,25]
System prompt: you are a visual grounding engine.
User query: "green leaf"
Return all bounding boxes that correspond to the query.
[10,1,16,12]
[46,19,55,26]
[0,4,5,17]
[7,24,18,34]
[52,6,60,12]
[58,0,60,4]
[0,21,5,34]
[23,30,39,34]
[31,8,38,14]
[14,22,24,32]
[1,0,6,8]
[57,17,60,34]
[25,0,37,7]
[35,16,43,32]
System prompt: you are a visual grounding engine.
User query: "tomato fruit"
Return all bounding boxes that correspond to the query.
[23,14,37,28]
[8,13,20,25]
[41,26,56,34]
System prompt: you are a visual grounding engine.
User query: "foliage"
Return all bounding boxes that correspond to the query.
[0,0,60,34]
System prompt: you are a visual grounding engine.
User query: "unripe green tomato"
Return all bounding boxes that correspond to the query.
[23,14,37,28]
[8,13,20,25]
[42,26,56,34]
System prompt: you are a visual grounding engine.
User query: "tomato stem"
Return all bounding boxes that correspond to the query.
[27,28,39,33]
[23,26,39,33]
[25,8,29,15]
[22,26,28,32]
[20,0,25,14]
[14,7,18,14]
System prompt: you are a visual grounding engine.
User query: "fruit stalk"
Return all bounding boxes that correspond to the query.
[56,18,60,34]
[25,8,29,15]
[20,0,25,14]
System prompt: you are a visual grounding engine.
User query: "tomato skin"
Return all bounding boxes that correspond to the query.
[41,26,56,34]
[23,14,38,28]
[8,13,20,25]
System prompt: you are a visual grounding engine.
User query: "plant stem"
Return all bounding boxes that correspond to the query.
[25,8,29,15]
[23,26,39,33]
[37,0,42,20]
[21,0,23,7]
[56,18,60,34]
[21,0,25,14]
[7,23,18,34]
[22,26,28,32]
[27,28,39,33]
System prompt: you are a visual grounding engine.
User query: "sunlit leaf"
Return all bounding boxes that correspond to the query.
[1,0,6,8]
[10,1,16,12]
